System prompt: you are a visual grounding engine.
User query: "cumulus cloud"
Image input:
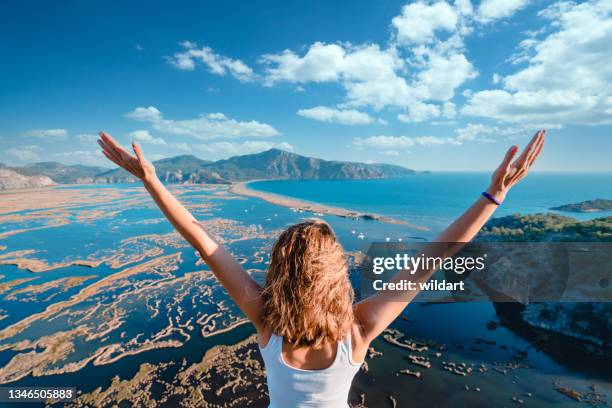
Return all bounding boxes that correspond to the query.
[23,129,68,138]
[463,0,612,126]
[353,123,511,154]
[127,130,167,145]
[477,0,531,23]
[297,106,375,125]
[125,106,163,122]
[163,0,539,127]
[260,40,475,118]
[455,123,505,142]
[124,106,280,139]
[76,133,99,143]
[415,52,477,100]
[391,1,458,44]
[353,135,455,149]
[53,150,107,166]
[167,41,254,82]
[257,2,481,122]
[5,146,41,162]
[398,100,458,123]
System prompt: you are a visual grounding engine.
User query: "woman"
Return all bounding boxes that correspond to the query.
[98,129,545,407]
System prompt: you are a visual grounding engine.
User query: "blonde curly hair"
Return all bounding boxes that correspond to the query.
[262,219,354,347]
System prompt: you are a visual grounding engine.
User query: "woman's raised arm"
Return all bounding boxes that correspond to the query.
[354,130,546,343]
[97,132,265,330]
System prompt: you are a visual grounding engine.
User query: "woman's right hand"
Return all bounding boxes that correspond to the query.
[487,129,546,202]
[97,131,157,183]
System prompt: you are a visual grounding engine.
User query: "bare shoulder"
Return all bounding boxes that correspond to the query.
[257,324,273,348]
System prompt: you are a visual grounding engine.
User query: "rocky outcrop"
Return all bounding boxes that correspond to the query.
[0,168,56,190]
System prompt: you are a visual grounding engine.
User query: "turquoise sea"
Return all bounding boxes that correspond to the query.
[250,173,612,237]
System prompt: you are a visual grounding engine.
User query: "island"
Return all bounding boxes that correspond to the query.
[551,198,612,213]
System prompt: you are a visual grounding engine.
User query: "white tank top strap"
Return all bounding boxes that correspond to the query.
[260,333,281,354]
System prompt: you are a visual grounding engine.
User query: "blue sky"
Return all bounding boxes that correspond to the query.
[0,0,610,171]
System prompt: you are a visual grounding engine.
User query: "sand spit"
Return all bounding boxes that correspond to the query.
[230,181,428,231]
[4,275,97,302]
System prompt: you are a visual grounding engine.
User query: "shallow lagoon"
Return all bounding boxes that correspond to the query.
[0,182,609,407]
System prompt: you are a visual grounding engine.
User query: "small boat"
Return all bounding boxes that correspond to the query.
[357,233,365,240]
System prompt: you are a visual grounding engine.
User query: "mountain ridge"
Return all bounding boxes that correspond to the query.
[1,149,423,189]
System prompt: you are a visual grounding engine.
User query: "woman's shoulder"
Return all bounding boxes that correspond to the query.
[349,320,370,363]
[257,324,274,349]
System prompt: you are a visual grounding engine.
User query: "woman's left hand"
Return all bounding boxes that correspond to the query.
[487,129,546,202]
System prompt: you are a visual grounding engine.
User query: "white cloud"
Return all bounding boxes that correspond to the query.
[415,52,477,100]
[297,106,375,125]
[53,150,107,166]
[353,123,506,153]
[261,41,475,115]
[379,150,401,156]
[23,129,67,138]
[125,106,280,139]
[392,1,458,44]
[76,133,99,143]
[455,123,502,142]
[127,130,167,145]
[260,42,347,85]
[261,43,411,109]
[464,0,612,126]
[353,135,454,149]
[195,141,294,156]
[477,0,531,23]
[5,146,41,162]
[398,100,458,123]
[125,106,163,122]
[442,101,456,118]
[398,102,441,123]
[167,42,254,82]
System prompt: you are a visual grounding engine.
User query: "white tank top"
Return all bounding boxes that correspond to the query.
[259,333,362,408]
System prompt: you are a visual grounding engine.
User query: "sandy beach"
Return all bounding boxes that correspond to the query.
[230,180,429,231]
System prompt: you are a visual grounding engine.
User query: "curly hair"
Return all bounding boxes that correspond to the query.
[262,219,354,347]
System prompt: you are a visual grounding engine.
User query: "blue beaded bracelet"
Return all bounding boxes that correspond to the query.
[482,191,502,205]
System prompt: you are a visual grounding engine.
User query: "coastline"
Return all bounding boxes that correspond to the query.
[229,180,429,231]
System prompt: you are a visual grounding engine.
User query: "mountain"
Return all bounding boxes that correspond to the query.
[17,162,108,184]
[3,149,420,188]
[203,148,417,181]
[0,168,56,190]
[95,155,226,184]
